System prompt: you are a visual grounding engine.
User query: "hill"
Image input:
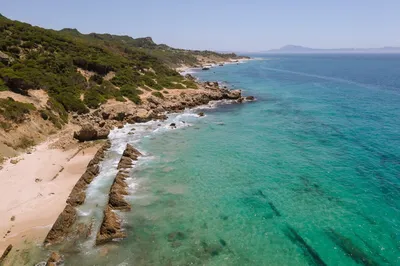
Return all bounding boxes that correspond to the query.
[0,15,247,160]
[266,45,400,54]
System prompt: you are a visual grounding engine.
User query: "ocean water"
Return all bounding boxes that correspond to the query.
[66,54,399,266]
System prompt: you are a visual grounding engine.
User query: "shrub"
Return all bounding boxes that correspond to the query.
[0,97,36,123]
[152,91,164,99]
[89,74,103,84]
[54,91,89,114]
[120,84,142,104]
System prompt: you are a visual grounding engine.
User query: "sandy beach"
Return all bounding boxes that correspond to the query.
[0,140,100,254]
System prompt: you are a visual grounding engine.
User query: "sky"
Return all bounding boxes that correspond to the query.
[2,0,400,52]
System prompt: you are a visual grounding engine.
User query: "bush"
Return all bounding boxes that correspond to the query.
[120,84,142,104]
[54,91,89,114]
[152,91,164,99]
[0,97,36,123]
[89,74,103,84]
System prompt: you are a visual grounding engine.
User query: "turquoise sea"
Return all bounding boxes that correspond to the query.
[67,54,399,266]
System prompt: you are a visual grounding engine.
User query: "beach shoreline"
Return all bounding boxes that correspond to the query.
[0,139,102,255]
[0,57,254,263]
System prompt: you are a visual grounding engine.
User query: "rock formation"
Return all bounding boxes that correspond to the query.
[95,206,126,245]
[73,124,110,142]
[43,205,77,245]
[44,141,111,245]
[96,144,141,245]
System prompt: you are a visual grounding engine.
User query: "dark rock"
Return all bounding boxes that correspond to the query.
[44,205,77,245]
[185,74,196,81]
[101,112,110,120]
[98,121,105,128]
[198,112,205,117]
[245,96,255,101]
[170,123,176,128]
[0,244,12,264]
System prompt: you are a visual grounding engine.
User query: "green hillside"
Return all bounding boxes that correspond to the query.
[0,15,242,126]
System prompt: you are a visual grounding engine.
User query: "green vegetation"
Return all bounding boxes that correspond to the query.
[120,84,142,104]
[151,91,164,99]
[0,15,244,128]
[0,97,35,123]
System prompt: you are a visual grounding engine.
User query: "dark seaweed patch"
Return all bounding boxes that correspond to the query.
[326,229,379,266]
[355,233,389,264]
[219,239,227,246]
[256,189,266,198]
[268,202,281,217]
[284,225,327,266]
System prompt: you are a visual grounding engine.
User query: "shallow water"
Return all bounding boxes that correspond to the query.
[65,54,399,265]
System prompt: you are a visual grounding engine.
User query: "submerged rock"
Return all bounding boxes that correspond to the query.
[245,95,255,101]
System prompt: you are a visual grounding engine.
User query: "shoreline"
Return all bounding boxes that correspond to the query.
[176,57,253,74]
[0,59,254,263]
[0,140,102,254]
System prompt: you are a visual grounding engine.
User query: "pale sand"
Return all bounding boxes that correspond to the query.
[0,141,100,254]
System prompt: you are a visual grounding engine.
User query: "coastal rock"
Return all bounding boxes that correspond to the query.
[245,96,255,101]
[198,112,205,117]
[73,124,110,142]
[117,144,141,169]
[109,172,130,211]
[170,123,176,128]
[225,89,241,99]
[185,74,196,81]
[0,244,12,264]
[46,252,63,266]
[44,205,77,245]
[96,205,126,245]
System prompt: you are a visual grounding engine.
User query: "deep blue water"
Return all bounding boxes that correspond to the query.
[67,54,400,265]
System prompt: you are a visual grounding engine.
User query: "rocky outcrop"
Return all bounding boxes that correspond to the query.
[46,251,63,266]
[44,141,111,246]
[44,205,77,246]
[96,206,126,245]
[73,124,110,142]
[67,141,111,206]
[0,244,12,264]
[96,144,141,245]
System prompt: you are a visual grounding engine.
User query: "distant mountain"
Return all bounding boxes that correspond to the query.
[265,45,400,54]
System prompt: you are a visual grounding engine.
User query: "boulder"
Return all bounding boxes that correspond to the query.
[198,112,205,117]
[245,96,255,101]
[73,124,109,142]
[225,89,241,99]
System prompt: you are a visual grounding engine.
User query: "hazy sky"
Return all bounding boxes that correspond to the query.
[2,0,400,51]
